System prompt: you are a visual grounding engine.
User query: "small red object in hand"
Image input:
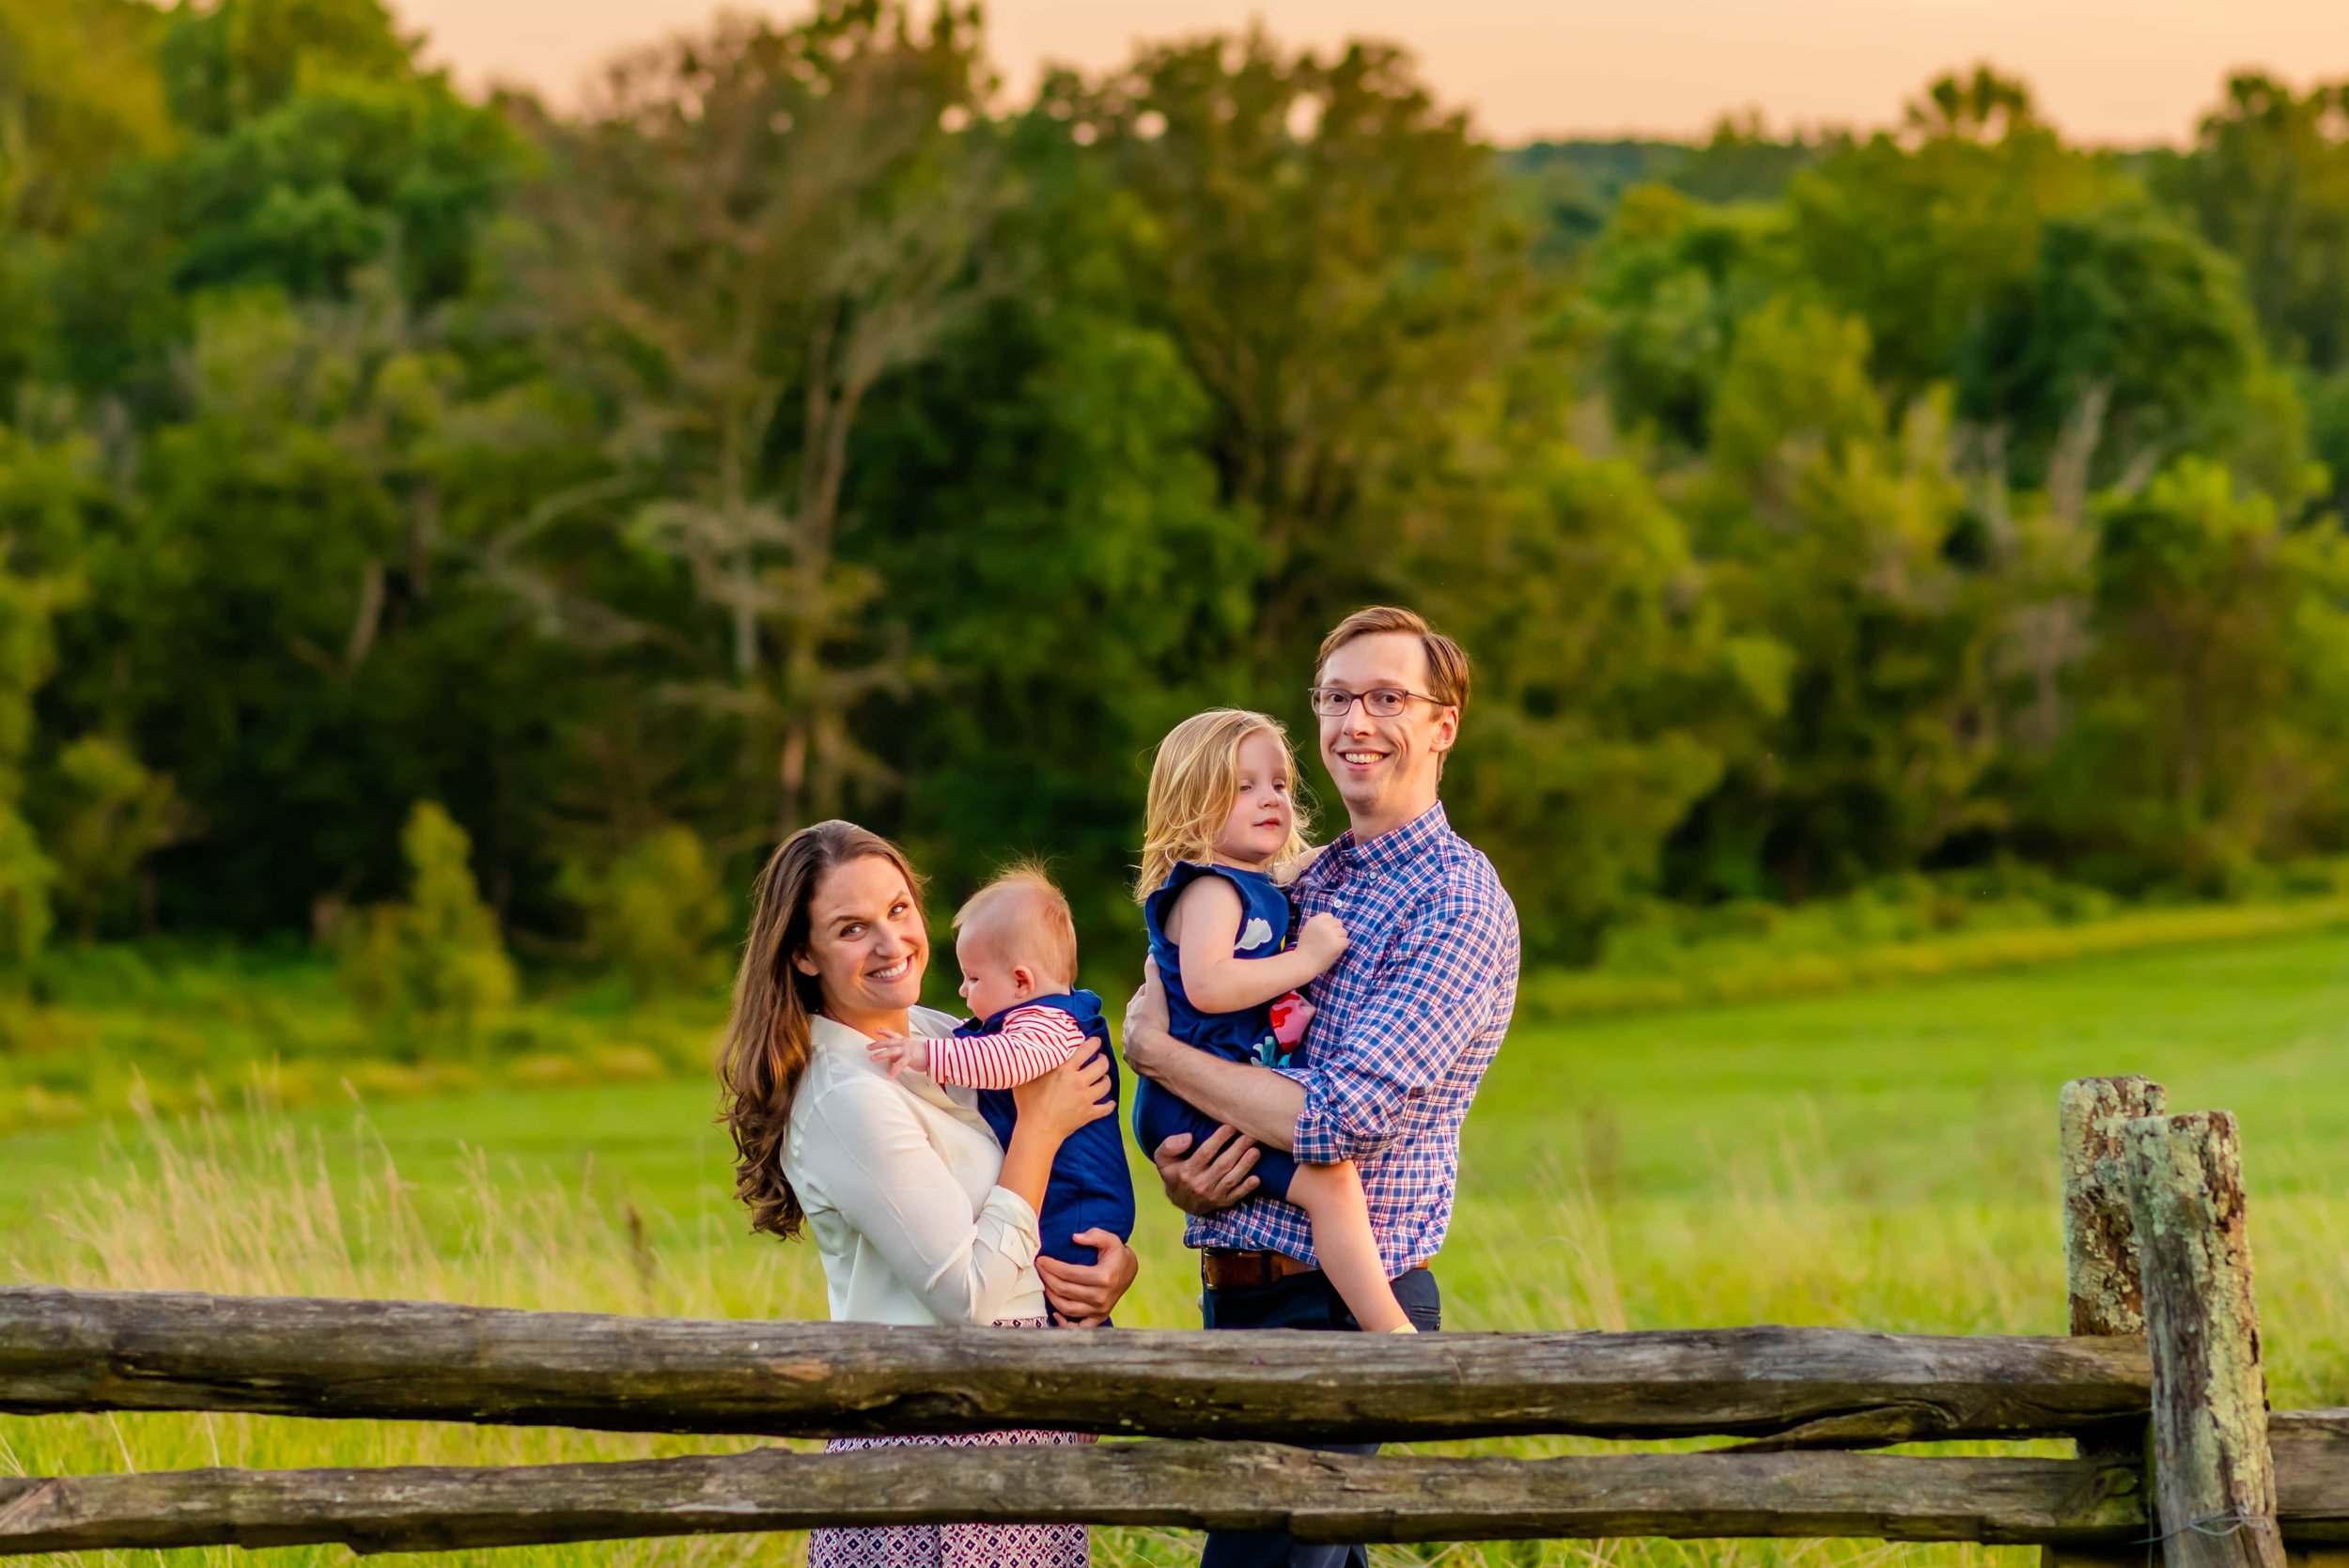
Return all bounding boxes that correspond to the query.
[1268,991,1314,1049]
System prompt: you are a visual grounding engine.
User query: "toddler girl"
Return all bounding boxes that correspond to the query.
[1131,708,1413,1333]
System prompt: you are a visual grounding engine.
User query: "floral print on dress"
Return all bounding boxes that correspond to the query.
[805,1318,1093,1568]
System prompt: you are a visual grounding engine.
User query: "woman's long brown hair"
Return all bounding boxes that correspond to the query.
[719,819,925,1241]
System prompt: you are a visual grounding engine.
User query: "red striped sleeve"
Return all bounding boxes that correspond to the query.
[927,1007,1089,1090]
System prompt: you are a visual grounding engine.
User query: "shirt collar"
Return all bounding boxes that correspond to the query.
[809,1006,957,1055]
[1328,800,1450,877]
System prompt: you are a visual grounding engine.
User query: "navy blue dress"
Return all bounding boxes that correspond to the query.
[1132,862,1306,1201]
[960,991,1137,1297]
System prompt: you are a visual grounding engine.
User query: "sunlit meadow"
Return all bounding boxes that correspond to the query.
[6,930,2349,1567]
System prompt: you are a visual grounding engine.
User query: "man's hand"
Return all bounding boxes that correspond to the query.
[1120,959,1175,1080]
[1152,1126,1260,1217]
[1037,1230,1139,1328]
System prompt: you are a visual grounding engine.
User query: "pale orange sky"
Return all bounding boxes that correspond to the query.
[390,0,2349,146]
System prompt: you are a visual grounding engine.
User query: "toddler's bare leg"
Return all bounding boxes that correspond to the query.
[1285,1160,1413,1333]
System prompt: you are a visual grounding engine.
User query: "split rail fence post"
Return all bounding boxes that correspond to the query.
[2048,1076,2165,1568]
[2126,1109,2285,1568]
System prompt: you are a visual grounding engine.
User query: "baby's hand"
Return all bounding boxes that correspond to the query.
[866,1033,929,1079]
[1297,911,1348,970]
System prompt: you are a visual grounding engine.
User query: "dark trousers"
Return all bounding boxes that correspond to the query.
[1198,1265,1441,1568]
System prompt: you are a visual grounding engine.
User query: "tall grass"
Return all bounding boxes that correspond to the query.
[8,1094,2348,1568]
[13,926,2349,1567]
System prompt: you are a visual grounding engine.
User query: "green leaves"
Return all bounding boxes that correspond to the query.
[338,801,517,1051]
[7,6,2349,972]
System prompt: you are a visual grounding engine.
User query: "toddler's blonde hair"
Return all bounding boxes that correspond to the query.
[956,862,1078,984]
[1136,709,1313,903]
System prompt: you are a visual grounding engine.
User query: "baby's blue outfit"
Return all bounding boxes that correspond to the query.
[1132,862,1303,1200]
[960,991,1136,1311]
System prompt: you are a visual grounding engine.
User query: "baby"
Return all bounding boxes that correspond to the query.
[868,866,1136,1318]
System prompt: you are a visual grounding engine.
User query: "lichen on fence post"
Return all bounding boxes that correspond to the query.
[2046,1077,2166,1568]
[2127,1110,2285,1568]
[2062,1077,2166,1338]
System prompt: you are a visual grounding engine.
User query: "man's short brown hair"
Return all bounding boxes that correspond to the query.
[1315,606,1470,712]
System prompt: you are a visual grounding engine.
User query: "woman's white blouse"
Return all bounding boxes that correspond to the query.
[783,1005,1048,1326]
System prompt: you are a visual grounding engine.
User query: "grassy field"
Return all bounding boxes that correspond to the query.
[4,928,2348,1566]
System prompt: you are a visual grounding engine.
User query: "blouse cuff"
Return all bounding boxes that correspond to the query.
[975,1184,1043,1265]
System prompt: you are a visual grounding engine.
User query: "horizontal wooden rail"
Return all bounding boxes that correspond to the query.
[2273,1411,2349,1540]
[0,1444,2155,1555]
[0,1286,2151,1446]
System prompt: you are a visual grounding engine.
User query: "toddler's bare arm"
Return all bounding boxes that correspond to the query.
[1172,877,1347,1015]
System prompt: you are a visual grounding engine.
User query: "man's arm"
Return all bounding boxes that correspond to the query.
[1121,964,1305,1150]
[1283,886,1512,1166]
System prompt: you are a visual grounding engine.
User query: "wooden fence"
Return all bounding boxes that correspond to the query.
[0,1075,2344,1562]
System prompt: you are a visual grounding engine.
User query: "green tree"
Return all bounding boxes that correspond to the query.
[65,281,518,932]
[2157,75,2349,373]
[1416,443,1780,957]
[521,2,989,838]
[41,735,186,940]
[340,800,517,1048]
[1585,184,1788,452]
[2039,459,2349,886]
[561,826,728,1000]
[1680,300,2036,897]
[1787,67,2130,403]
[0,0,171,389]
[850,101,1259,946]
[1068,30,1538,691]
[0,421,99,963]
[48,0,515,401]
[1964,200,2267,489]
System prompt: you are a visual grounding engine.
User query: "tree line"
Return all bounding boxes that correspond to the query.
[5,0,2348,978]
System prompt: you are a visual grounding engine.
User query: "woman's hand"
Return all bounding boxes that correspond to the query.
[1038,1230,1139,1327]
[1010,1044,1115,1141]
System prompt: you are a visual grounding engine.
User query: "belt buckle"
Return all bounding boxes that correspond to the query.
[1204,1248,1287,1291]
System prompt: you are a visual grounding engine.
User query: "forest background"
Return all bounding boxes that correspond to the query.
[7,0,2349,1105]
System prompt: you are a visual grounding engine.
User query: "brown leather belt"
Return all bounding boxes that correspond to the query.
[1201,1248,1320,1291]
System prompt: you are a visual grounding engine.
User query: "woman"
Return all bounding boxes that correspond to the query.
[720,819,1135,1568]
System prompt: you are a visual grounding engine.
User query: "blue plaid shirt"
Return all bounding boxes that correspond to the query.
[1187,801,1519,1276]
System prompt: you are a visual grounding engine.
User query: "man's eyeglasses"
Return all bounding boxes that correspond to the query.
[1307,686,1449,719]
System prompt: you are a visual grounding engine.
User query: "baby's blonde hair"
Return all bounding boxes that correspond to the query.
[956,862,1078,984]
[1136,709,1313,903]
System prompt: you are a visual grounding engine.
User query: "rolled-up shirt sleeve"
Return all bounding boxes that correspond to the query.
[795,1078,1041,1326]
[1281,888,1510,1165]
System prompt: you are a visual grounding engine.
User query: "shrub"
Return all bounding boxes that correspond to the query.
[338,802,517,1053]
[46,736,185,940]
[0,809,54,969]
[561,826,728,1001]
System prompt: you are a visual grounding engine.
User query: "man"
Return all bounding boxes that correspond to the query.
[1121,604,1521,1568]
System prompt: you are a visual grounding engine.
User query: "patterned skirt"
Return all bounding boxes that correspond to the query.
[806,1318,1093,1568]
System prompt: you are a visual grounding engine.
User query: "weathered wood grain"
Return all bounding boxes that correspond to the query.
[2273,1412,2349,1543]
[0,1286,2152,1445]
[0,1445,2153,1556]
[2128,1110,2286,1568]
[2045,1078,2165,1568]
[2064,1077,2167,1338]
